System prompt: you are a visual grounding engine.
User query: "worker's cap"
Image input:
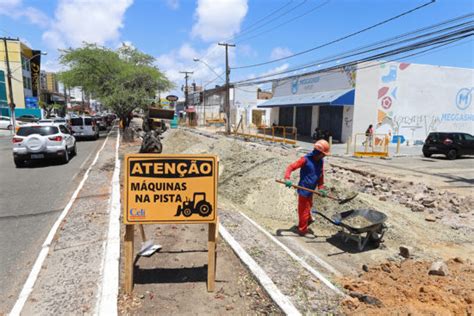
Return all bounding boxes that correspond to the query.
[314,139,330,156]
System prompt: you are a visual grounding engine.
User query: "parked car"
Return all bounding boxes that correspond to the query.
[423,132,474,160]
[39,118,68,125]
[93,115,107,131]
[70,116,99,140]
[105,114,117,127]
[0,116,13,130]
[12,124,77,167]
[17,114,39,123]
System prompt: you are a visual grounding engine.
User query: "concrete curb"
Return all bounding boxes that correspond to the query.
[96,129,121,315]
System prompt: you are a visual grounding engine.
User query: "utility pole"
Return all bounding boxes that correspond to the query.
[179,71,193,108]
[218,42,235,134]
[2,37,16,132]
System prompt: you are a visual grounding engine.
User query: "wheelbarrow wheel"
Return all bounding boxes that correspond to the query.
[369,224,386,246]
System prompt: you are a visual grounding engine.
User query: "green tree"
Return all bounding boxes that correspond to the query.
[58,43,172,130]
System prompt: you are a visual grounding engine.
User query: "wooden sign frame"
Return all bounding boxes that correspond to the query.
[123,154,219,293]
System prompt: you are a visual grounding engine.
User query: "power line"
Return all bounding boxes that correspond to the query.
[233,24,473,86]
[191,1,300,74]
[235,0,330,44]
[225,0,295,42]
[230,0,309,42]
[232,0,436,69]
[233,17,473,85]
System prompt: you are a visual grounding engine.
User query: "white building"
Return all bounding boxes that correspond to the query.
[258,61,474,143]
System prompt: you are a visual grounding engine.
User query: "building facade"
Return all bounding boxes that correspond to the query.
[0,38,42,117]
[259,61,474,143]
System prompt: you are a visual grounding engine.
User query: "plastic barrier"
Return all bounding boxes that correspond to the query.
[353,133,389,158]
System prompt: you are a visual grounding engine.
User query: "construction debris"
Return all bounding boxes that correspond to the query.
[428,260,449,276]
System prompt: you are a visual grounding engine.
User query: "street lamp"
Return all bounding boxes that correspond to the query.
[6,51,47,133]
[193,58,225,81]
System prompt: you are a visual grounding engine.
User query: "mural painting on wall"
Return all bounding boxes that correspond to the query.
[343,65,357,88]
[376,62,411,136]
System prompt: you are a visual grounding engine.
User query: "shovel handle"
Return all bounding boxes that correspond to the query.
[275,179,339,201]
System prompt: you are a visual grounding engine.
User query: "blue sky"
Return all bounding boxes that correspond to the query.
[1,0,473,95]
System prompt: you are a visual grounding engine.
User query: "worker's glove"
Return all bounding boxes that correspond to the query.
[318,189,328,197]
[284,180,293,188]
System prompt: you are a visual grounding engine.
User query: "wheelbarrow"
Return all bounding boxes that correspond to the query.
[312,209,388,251]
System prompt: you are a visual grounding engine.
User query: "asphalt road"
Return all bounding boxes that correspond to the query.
[0,131,109,313]
[331,155,474,193]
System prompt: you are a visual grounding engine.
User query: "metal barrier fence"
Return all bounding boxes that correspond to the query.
[233,125,297,145]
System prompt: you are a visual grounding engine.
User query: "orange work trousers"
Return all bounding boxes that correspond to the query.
[297,194,313,234]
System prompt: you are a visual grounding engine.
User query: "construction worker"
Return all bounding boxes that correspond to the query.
[284,140,330,236]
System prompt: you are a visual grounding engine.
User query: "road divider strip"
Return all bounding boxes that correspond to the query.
[238,211,345,297]
[219,224,301,316]
[10,130,113,316]
[96,129,121,315]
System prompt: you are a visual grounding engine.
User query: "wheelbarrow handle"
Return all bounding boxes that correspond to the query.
[311,209,341,226]
[275,179,358,205]
[275,179,339,201]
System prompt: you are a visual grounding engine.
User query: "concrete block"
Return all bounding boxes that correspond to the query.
[428,260,449,276]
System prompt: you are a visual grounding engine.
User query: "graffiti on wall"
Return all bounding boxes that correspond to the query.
[343,65,357,88]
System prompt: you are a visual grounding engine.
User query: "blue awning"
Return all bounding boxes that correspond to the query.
[257,88,354,108]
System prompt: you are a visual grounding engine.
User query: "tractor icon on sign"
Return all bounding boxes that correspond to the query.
[175,192,212,217]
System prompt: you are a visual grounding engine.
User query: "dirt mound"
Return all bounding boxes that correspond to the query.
[340,258,474,315]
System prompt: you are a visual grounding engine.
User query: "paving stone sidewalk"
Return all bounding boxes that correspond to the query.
[20,130,118,315]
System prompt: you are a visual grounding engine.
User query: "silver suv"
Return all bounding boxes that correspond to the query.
[12,124,77,167]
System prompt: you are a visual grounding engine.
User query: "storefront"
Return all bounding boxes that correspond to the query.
[259,68,356,141]
[259,61,474,143]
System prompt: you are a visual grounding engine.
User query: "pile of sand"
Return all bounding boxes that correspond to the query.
[340,258,474,315]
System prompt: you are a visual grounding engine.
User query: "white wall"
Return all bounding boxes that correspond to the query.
[310,106,319,134]
[354,61,474,142]
[341,106,354,142]
[270,108,279,126]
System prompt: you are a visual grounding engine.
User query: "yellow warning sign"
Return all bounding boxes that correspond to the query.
[124,154,218,224]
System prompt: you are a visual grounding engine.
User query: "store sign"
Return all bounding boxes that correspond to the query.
[166,95,179,102]
[124,154,218,224]
[30,50,41,97]
[25,97,39,109]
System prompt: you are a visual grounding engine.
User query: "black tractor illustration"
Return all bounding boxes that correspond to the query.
[175,192,212,217]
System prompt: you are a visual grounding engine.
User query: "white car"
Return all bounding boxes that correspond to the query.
[0,116,13,130]
[12,124,77,167]
[70,116,99,140]
[0,116,27,130]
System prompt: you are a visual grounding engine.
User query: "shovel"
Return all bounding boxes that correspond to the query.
[138,224,162,257]
[275,179,358,204]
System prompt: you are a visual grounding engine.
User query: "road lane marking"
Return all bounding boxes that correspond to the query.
[96,129,121,315]
[219,224,301,316]
[238,211,345,297]
[9,129,114,316]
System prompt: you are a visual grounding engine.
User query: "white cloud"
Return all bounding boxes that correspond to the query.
[155,43,229,95]
[270,47,292,60]
[0,0,49,28]
[42,0,134,49]
[165,0,179,10]
[191,0,248,42]
[238,44,257,58]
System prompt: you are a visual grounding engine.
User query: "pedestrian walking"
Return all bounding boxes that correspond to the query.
[363,124,374,147]
[283,140,330,236]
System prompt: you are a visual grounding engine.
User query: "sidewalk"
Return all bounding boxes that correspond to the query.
[13,129,119,315]
[296,139,423,157]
